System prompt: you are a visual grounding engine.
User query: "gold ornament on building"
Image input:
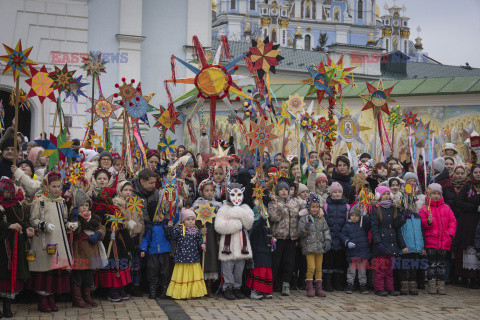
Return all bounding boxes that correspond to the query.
[382,29,392,37]
[294,26,302,37]
[400,30,410,39]
[261,17,271,26]
[279,19,289,28]
[244,22,252,34]
[367,32,375,45]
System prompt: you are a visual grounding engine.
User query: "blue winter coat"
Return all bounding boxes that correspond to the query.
[249,215,272,268]
[168,226,204,263]
[341,216,371,262]
[324,197,349,251]
[140,219,172,255]
[400,214,424,255]
[371,205,406,256]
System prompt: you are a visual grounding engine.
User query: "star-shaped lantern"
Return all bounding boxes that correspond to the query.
[155,161,170,179]
[325,54,355,97]
[89,133,104,148]
[49,64,76,93]
[285,93,306,116]
[158,136,178,154]
[86,94,121,124]
[195,202,216,225]
[252,184,266,201]
[25,65,56,103]
[402,111,418,128]
[276,101,295,126]
[126,196,144,215]
[302,61,334,104]
[153,105,181,135]
[0,39,36,80]
[246,118,278,153]
[248,36,284,79]
[412,120,434,147]
[81,51,107,78]
[361,79,395,116]
[64,75,88,102]
[333,107,370,150]
[35,132,80,170]
[66,162,86,183]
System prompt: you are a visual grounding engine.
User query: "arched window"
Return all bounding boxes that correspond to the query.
[282,30,286,45]
[305,0,311,18]
[231,0,236,10]
[404,40,408,53]
[385,38,389,51]
[250,0,256,10]
[264,28,268,39]
[393,37,398,51]
[271,27,277,42]
[358,0,363,19]
[305,34,311,50]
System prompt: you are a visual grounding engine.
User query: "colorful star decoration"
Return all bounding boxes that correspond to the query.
[412,120,434,146]
[126,196,144,215]
[302,61,334,103]
[245,118,278,153]
[49,64,76,93]
[252,184,266,200]
[325,54,355,97]
[195,202,216,225]
[158,136,178,154]
[35,132,79,170]
[387,105,403,129]
[64,75,88,102]
[86,94,121,123]
[114,78,139,103]
[210,145,232,168]
[402,111,419,128]
[227,114,238,125]
[153,105,181,134]
[10,88,30,111]
[66,162,86,184]
[81,51,107,78]
[89,133,104,148]
[106,210,125,231]
[276,101,295,126]
[361,79,395,116]
[285,93,306,115]
[25,65,56,103]
[248,37,284,79]
[0,39,36,80]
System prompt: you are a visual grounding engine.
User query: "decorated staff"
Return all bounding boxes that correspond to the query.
[245,117,278,180]
[0,39,36,161]
[49,64,76,135]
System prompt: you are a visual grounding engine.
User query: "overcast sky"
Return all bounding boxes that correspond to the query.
[377,0,480,68]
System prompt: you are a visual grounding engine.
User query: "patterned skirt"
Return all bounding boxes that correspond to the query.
[167,263,207,300]
[26,270,70,295]
[247,266,273,293]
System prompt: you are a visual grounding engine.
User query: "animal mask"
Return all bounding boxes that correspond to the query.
[227,183,245,206]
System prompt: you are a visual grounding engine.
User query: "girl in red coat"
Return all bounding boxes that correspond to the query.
[419,183,456,295]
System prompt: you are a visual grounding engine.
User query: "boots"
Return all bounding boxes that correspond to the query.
[315,280,326,297]
[159,285,168,299]
[108,288,122,302]
[298,276,306,290]
[205,279,215,298]
[400,281,409,295]
[82,286,98,307]
[47,295,58,312]
[428,280,437,294]
[148,284,157,299]
[408,281,418,295]
[118,287,131,301]
[281,282,290,296]
[333,273,344,291]
[305,280,314,297]
[233,288,245,299]
[290,275,298,290]
[437,281,446,295]
[223,286,236,300]
[3,298,13,318]
[72,284,90,308]
[37,294,52,313]
[323,273,333,292]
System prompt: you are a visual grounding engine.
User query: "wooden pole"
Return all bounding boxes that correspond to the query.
[41,102,45,138]
[13,77,20,162]
[373,111,378,161]
[281,122,286,156]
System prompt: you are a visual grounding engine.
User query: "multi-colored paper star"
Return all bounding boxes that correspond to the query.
[285,93,306,115]
[64,75,88,102]
[158,136,178,154]
[126,196,144,215]
[402,111,419,128]
[153,105,181,134]
[252,184,266,200]
[0,39,36,80]
[195,202,216,225]
[25,65,56,103]
[361,79,395,116]
[35,132,80,170]
[49,64,76,93]
[81,51,107,78]
[248,36,284,79]
[246,118,278,153]
[89,133,104,148]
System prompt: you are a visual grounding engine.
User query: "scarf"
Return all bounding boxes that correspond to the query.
[452,179,465,192]
[0,178,23,209]
[379,200,393,208]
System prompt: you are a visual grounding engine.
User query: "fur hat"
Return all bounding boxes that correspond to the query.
[433,157,445,173]
[315,172,328,184]
[80,148,99,162]
[180,208,196,222]
[375,186,390,201]
[427,183,442,194]
[306,192,320,209]
[329,182,343,195]
[442,143,458,154]
[297,183,308,194]
[74,190,91,207]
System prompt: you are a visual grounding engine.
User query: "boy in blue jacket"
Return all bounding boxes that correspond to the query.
[341,203,371,294]
[140,213,172,299]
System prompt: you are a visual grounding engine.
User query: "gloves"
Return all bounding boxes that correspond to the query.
[66,222,78,231]
[347,242,356,249]
[46,222,55,233]
[324,241,331,252]
[127,220,137,231]
[110,232,116,240]
[70,207,80,221]
[376,243,385,255]
[88,232,102,245]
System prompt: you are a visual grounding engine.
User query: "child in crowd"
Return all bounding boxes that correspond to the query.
[307,171,330,207]
[212,167,226,201]
[298,193,331,297]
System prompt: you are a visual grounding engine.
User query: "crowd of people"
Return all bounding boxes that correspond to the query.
[1,123,480,318]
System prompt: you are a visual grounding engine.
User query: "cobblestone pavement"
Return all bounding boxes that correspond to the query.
[10,286,480,319]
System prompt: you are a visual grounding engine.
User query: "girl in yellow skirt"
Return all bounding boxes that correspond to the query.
[166,208,207,299]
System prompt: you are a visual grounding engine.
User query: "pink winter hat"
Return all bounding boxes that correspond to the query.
[180,208,196,222]
[329,182,343,195]
[315,172,328,184]
[375,186,390,201]
[427,183,442,194]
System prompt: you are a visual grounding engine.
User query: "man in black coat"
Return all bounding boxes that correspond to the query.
[0,138,19,178]
[131,169,160,232]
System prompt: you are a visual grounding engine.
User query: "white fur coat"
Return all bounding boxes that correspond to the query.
[214,203,254,261]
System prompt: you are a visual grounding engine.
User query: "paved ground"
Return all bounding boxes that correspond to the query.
[10,285,480,320]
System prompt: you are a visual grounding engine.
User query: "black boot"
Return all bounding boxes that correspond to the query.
[233,288,245,299]
[298,276,306,290]
[323,273,333,292]
[148,284,157,299]
[223,286,236,300]
[3,298,12,318]
[333,273,344,291]
[290,275,298,290]
[159,285,168,299]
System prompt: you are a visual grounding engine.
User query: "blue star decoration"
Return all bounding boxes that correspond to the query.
[64,75,88,102]
[155,160,170,178]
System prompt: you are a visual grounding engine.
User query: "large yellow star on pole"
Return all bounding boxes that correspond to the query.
[245,118,278,154]
[195,202,216,225]
[0,39,36,81]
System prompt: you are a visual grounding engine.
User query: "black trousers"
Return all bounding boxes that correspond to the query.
[398,253,420,282]
[71,270,95,287]
[323,249,346,274]
[272,239,296,283]
[146,252,170,286]
[427,249,447,281]
[293,244,307,280]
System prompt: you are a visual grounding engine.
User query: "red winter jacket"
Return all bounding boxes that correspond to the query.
[419,198,457,250]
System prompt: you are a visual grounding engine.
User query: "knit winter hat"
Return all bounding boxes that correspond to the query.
[315,172,328,184]
[18,160,35,178]
[0,138,15,152]
[375,186,390,201]
[427,183,442,194]
[442,143,458,154]
[275,180,290,196]
[329,182,343,195]
[180,208,196,222]
[433,157,445,173]
[297,183,308,194]
[349,203,362,217]
[74,190,91,208]
[403,172,418,183]
[306,192,320,209]
[99,150,112,161]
